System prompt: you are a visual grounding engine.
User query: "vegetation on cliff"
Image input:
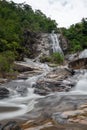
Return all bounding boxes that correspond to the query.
[0,0,57,52]
[61,18,87,53]
[0,0,87,74]
[40,52,64,64]
[0,0,58,73]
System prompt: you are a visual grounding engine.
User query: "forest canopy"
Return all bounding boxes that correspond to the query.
[61,18,87,53]
[0,0,58,55]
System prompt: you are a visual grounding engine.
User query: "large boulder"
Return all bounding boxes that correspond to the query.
[13,62,36,72]
[68,58,87,69]
[34,79,72,95]
[33,68,74,95]
[68,49,87,69]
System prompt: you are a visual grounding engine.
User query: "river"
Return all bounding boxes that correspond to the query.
[0,33,87,130]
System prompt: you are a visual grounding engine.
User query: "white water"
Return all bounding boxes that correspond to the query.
[0,87,41,120]
[1,61,87,121]
[79,49,87,59]
[0,60,51,121]
[1,35,87,122]
[72,72,87,94]
[50,32,63,55]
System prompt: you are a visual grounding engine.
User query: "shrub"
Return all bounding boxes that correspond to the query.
[51,52,64,64]
[0,51,15,73]
[40,55,51,63]
[40,53,64,64]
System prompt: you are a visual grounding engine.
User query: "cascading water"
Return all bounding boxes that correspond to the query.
[1,33,87,130]
[0,33,64,121]
[70,71,87,94]
[50,31,63,55]
[0,59,51,121]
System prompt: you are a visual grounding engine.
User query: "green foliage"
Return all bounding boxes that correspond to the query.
[69,39,82,53]
[40,56,51,63]
[0,51,15,73]
[0,0,58,58]
[61,18,87,53]
[40,53,64,64]
[51,52,64,64]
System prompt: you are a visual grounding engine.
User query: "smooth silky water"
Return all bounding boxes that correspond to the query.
[0,34,87,130]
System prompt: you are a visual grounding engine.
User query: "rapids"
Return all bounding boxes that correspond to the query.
[0,33,87,130]
[0,59,51,121]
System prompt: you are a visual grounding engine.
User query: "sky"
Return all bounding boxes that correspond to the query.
[9,0,87,28]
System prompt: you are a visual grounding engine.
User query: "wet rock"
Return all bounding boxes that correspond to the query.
[34,79,72,95]
[33,68,74,95]
[0,121,22,130]
[68,58,87,69]
[42,82,70,94]
[0,124,3,129]
[0,78,8,84]
[67,49,87,69]
[52,112,67,124]
[65,68,75,75]
[16,86,28,96]
[13,62,34,72]
[52,103,87,125]
[79,104,87,109]
[48,67,73,79]
[61,110,84,119]
[0,87,9,99]
[65,53,78,61]
[34,88,50,95]
[14,59,44,73]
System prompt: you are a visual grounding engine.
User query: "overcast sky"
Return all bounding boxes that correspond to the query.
[9,0,87,27]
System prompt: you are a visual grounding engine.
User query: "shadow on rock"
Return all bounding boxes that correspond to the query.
[0,121,22,130]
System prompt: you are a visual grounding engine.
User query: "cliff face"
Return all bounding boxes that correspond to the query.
[59,34,68,54]
[33,33,51,60]
[22,31,68,60]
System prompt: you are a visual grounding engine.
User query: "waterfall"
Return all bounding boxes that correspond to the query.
[0,59,51,121]
[71,72,87,94]
[50,31,63,55]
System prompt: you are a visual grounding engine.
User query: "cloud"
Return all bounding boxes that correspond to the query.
[61,1,68,6]
[8,0,87,27]
[48,0,54,4]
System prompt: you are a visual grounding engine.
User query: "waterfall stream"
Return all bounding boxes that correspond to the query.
[0,59,52,121]
[70,71,87,94]
[0,60,87,121]
[0,34,87,130]
[50,32,63,55]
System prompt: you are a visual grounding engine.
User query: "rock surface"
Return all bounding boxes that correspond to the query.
[66,49,87,69]
[54,103,87,125]
[0,121,22,130]
[34,67,75,95]
[13,62,35,72]
[68,58,87,69]
[0,78,8,84]
[0,87,9,99]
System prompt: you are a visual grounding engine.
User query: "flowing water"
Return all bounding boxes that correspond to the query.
[0,59,52,121]
[0,34,87,130]
[50,32,63,55]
